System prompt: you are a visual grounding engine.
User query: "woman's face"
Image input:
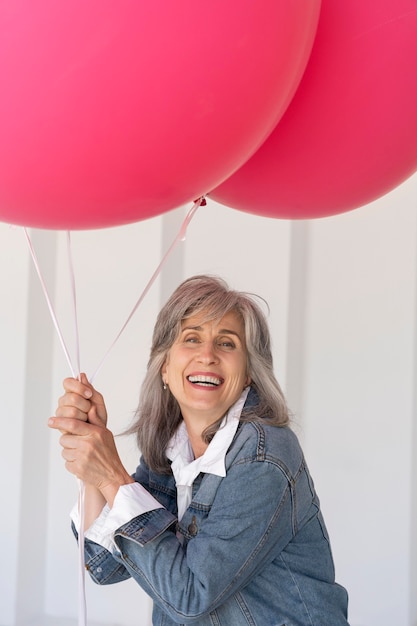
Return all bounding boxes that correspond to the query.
[162,309,251,428]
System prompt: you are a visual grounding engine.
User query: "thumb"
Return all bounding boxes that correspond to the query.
[88,404,106,428]
[80,372,94,394]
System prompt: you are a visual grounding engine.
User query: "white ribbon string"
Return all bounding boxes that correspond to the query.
[77,480,87,626]
[25,228,88,625]
[65,232,87,626]
[66,231,81,377]
[89,198,202,383]
[24,228,77,378]
[23,198,203,626]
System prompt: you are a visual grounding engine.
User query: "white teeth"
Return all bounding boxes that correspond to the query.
[188,375,221,386]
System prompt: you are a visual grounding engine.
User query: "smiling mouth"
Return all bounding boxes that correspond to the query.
[187,375,223,387]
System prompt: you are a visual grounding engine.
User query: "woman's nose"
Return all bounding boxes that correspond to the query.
[196,341,218,363]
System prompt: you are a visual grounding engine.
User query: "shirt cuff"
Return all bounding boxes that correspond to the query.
[70,482,164,553]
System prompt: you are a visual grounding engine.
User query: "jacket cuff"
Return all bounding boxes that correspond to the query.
[114,508,177,547]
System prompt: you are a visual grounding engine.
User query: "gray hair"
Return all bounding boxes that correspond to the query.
[129,275,289,473]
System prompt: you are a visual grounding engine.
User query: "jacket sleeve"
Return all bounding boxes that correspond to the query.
[74,456,172,586]
[87,457,300,623]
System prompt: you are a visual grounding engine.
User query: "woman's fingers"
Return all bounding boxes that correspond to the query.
[56,393,91,419]
[49,377,116,500]
[54,374,108,426]
[80,374,108,426]
[62,374,93,398]
[56,376,92,420]
[50,418,132,502]
[49,416,91,435]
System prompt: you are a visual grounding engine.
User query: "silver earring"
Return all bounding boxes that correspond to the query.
[163,381,167,390]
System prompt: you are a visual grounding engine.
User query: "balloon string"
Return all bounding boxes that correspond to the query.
[66,231,81,377]
[77,480,87,626]
[66,233,87,626]
[23,228,77,378]
[23,197,203,626]
[25,229,87,625]
[65,197,201,623]
[89,197,203,383]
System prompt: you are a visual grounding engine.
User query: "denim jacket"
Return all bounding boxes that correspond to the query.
[82,390,349,625]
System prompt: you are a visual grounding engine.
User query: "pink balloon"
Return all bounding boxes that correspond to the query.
[211,0,417,219]
[0,1,320,229]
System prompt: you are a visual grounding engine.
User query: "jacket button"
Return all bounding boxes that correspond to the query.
[188,516,198,536]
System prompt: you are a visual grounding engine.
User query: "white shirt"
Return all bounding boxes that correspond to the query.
[71,388,249,553]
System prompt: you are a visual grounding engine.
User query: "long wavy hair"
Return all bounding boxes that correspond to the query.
[128,275,290,473]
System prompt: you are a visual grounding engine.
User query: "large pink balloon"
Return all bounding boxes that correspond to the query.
[211,0,417,219]
[0,1,320,229]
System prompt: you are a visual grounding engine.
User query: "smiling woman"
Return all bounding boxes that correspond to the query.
[161,311,251,447]
[49,275,349,626]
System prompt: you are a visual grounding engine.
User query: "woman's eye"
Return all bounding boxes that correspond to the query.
[184,335,199,343]
[218,339,235,349]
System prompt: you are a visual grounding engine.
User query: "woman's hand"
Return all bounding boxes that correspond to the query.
[55,372,108,428]
[48,374,134,506]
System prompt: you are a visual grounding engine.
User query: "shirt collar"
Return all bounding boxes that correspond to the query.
[166,386,250,485]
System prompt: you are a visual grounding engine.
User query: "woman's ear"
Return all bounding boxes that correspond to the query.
[161,356,169,383]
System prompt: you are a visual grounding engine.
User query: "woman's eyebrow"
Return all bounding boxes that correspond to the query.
[218,328,241,338]
[181,325,203,332]
[181,325,241,338]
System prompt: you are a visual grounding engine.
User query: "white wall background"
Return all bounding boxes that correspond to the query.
[1,173,417,626]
